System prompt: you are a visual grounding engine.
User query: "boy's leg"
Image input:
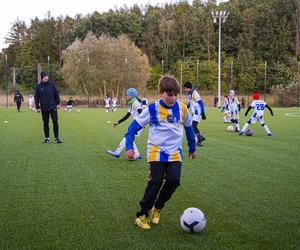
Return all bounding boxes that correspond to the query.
[192,120,202,146]
[259,116,272,135]
[116,137,126,154]
[137,162,165,217]
[133,142,141,158]
[154,161,182,210]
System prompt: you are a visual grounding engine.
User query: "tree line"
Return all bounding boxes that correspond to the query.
[0,0,299,97]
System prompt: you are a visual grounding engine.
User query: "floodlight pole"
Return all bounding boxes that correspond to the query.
[212,11,229,108]
[5,54,8,108]
[298,61,300,108]
[161,59,164,75]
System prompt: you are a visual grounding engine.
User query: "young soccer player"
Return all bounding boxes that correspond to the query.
[104,96,110,112]
[239,91,274,136]
[28,95,34,110]
[112,96,118,112]
[66,97,74,112]
[221,95,231,123]
[183,81,206,146]
[106,88,143,159]
[228,90,241,132]
[125,76,196,230]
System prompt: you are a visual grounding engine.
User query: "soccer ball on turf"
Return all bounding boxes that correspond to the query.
[77,109,81,112]
[245,129,253,136]
[227,125,234,132]
[180,207,206,233]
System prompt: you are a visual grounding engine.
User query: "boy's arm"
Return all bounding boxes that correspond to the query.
[245,106,252,116]
[184,126,196,156]
[115,112,131,126]
[125,108,150,158]
[265,104,274,116]
[125,120,143,151]
[198,99,206,120]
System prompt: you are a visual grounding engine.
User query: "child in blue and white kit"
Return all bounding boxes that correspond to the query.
[239,91,274,136]
[125,76,196,230]
[106,88,143,160]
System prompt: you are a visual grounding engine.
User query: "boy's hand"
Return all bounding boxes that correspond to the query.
[126,149,135,160]
[189,152,196,159]
[37,108,41,113]
[113,122,119,128]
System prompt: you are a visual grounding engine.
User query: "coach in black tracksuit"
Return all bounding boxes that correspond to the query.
[14,90,24,112]
[34,71,62,144]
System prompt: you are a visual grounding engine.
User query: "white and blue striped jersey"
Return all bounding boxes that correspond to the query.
[250,100,267,117]
[127,98,142,120]
[187,89,205,116]
[125,100,196,162]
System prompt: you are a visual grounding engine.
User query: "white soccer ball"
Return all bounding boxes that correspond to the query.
[227,125,234,132]
[180,207,206,233]
[77,109,81,112]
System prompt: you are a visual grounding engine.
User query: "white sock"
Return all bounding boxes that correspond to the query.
[236,123,240,131]
[263,125,271,134]
[116,137,126,154]
[133,142,140,157]
[223,116,227,122]
[241,123,249,132]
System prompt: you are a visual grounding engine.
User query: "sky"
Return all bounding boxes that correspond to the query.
[0,0,180,50]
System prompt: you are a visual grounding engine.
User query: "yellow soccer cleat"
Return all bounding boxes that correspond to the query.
[150,208,161,225]
[135,215,151,230]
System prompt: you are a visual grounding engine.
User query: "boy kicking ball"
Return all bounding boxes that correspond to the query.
[106,88,143,160]
[125,76,196,229]
[239,91,274,136]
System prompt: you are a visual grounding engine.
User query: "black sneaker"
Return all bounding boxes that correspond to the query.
[196,141,203,147]
[44,138,50,144]
[55,138,62,144]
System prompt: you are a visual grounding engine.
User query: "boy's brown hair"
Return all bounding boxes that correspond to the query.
[158,75,180,95]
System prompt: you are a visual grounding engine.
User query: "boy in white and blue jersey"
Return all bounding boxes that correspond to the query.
[104,96,110,112]
[106,88,143,159]
[112,97,117,112]
[221,95,231,123]
[183,81,206,146]
[228,90,241,132]
[239,92,274,136]
[125,76,196,230]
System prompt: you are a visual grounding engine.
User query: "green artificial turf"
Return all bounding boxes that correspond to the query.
[0,107,299,249]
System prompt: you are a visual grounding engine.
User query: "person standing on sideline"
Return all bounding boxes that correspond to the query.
[34,71,62,144]
[14,90,24,112]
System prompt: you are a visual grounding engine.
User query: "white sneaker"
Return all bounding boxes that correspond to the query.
[106,150,120,158]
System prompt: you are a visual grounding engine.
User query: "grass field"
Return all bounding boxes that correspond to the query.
[0,107,299,249]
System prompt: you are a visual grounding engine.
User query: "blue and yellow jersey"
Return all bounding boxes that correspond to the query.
[187,89,205,116]
[125,99,196,163]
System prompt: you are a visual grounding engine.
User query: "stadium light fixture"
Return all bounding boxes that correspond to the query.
[211,10,229,108]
